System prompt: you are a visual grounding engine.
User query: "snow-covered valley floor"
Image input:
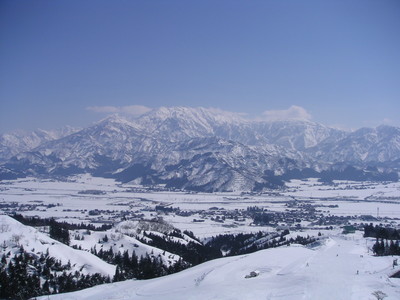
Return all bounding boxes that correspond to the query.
[1,175,400,299]
[1,175,400,238]
[37,233,399,300]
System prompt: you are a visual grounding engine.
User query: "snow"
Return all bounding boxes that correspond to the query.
[1,175,400,239]
[70,228,182,266]
[37,233,400,300]
[0,215,116,277]
[2,107,400,192]
[1,175,400,299]
[285,178,399,198]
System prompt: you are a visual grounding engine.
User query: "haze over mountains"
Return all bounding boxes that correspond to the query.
[1,107,399,191]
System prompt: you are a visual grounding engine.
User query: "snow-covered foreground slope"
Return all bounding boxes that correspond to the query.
[69,220,188,267]
[0,215,115,277]
[38,234,400,300]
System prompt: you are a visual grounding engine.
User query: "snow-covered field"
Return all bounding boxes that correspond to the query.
[37,232,400,300]
[1,175,400,299]
[1,175,400,238]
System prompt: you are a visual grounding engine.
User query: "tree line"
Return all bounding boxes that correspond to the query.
[364,224,400,256]
[11,213,112,231]
[0,246,110,299]
[206,230,316,256]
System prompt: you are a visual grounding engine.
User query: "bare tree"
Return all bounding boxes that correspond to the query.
[11,234,22,246]
[372,290,388,300]
[0,224,10,233]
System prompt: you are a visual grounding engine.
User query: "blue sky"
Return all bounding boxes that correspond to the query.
[0,0,399,133]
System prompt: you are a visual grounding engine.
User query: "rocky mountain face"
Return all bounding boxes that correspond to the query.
[310,125,400,163]
[0,126,79,162]
[1,107,399,191]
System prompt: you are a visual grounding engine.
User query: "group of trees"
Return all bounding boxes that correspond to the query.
[11,213,112,231]
[0,246,110,299]
[10,213,113,246]
[252,213,272,225]
[141,231,221,265]
[205,230,314,256]
[90,247,189,281]
[364,224,400,240]
[114,251,188,281]
[372,239,400,256]
[207,232,261,255]
[89,227,222,280]
[49,218,71,245]
[364,224,400,256]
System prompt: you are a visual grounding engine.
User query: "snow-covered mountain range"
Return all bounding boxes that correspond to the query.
[0,126,79,162]
[1,107,399,191]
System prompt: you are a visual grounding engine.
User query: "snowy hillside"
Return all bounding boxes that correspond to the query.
[0,214,210,298]
[69,220,193,268]
[0,215,115,277]
[37,233,400,300]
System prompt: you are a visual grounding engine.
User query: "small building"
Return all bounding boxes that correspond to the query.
[342,225,356,234]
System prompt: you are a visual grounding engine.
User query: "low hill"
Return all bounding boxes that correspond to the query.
[37,233,400,300]
[0,215,115,277]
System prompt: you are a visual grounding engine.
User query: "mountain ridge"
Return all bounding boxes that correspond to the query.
[1,107,399,190]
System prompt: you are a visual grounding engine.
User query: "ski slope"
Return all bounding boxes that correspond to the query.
[38,233,400,300]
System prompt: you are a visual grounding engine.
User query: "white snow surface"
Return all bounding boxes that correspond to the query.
[70,227,182,267]
[0,215,116,277]
[38,233,400,300]
[2,175,400,239]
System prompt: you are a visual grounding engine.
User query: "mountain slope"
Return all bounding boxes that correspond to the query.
[1,107,399,190]
[37,234,400,300]
[311,125,400,163]
[0,215,116,277]
[0,126,78,162]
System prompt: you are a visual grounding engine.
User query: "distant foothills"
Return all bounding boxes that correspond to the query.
[1,107,399,191]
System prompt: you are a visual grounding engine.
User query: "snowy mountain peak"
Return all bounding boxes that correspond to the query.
[141,106,246,124]
[0,126,79,162]
[1,106,399,190]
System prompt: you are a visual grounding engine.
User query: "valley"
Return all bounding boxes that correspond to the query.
[1,175,399,237]
[1,175,399,299]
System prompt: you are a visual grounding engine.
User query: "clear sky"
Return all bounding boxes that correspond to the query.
[0,0,399,133]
